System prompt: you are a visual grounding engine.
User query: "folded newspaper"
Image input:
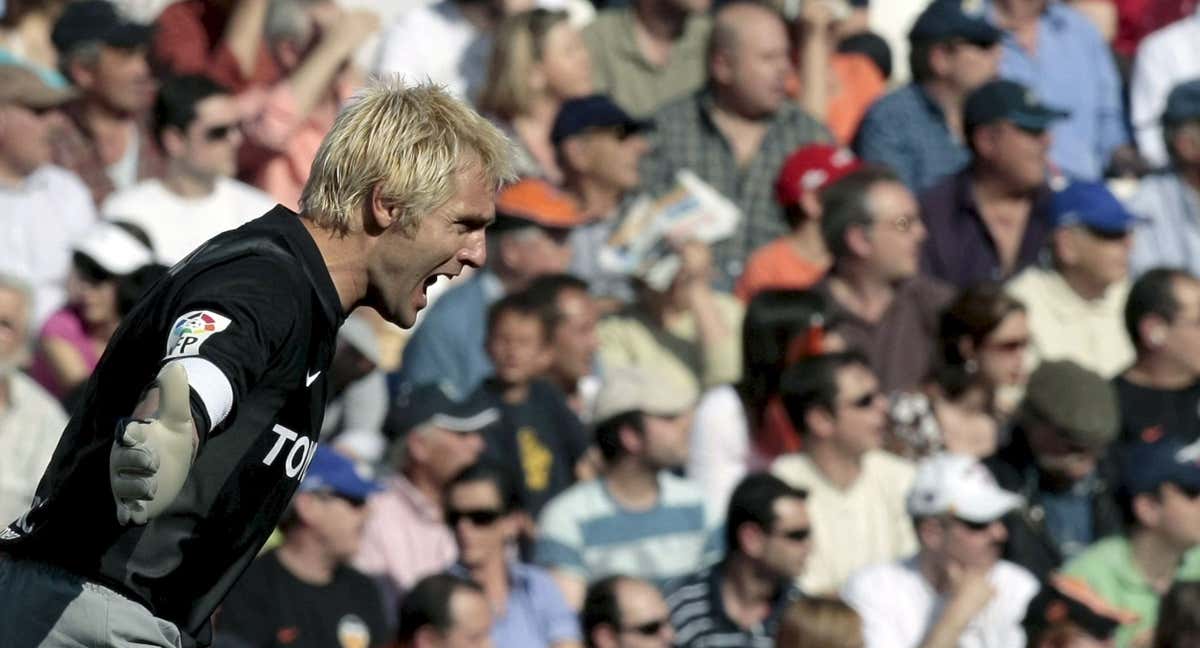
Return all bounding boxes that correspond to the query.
[598,169,742,291]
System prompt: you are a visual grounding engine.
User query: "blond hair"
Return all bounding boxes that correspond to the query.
[776,597,864,648]
[300,78,516,235]
[476,9,570,120]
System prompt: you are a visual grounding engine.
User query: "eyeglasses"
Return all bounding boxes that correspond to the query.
[774,526,812,542]
[446,508,505,527]
[621,619,670,636]
[1083,225,1131,242]
[203,121,241,142]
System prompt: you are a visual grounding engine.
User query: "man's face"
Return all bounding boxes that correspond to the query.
[1057,226,1132,290]
[944,40,1000,92]
[830,364,887,457]
[862,181,925,281]
[412,425,485,487]
[980,121,1051,191]
[367,160,494,329]
[486,310,550,387]
[1026,420,1103,484]
[1152,483,1200,549]
[549,288,598,386]
[0,103,56,176]
[758,496,813,580]
[713,12,791,118]
[939,516,1007,572]
[498,226,573,284]
[641,410,694,470]
[81,45,156,114]
[174,94,242,179]
[568,128,650,192]
[0,286,30,371]
[447,479,513,568]
[610,579,675,648]
[436,588,495,648]
[302,491,370,562]
[1161,278,1200,375]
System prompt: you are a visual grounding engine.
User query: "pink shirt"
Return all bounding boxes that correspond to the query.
[30,308,100,399]
[353,474,458,596]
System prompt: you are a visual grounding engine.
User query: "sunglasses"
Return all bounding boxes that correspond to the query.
[622,619,669,636]
[775,526,812,542]
[315,491,367,508]
[1083,225,1131,241]
[952,517,996,532]
[446,508,505,527]
[844,391,881,410]
[203,121,241,142]
[1173,483,1200,500]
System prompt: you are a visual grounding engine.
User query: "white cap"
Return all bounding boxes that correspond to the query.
[74,222,154,275]
[907,453,1023,523]
[591,366,698,424]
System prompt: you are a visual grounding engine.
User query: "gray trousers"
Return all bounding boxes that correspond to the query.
[0,558,182,648]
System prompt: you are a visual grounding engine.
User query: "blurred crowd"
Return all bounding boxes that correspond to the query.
[5,0,1200,646]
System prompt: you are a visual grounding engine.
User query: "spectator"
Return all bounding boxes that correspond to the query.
[1128,80,1200,278]
[1064,435,1200,647]
[471,292,588,518]
[535,366,711,609]
[666,472,809,646]
[582,576,675,648]
[1128,9,1200,169]
[776,596,864,648]
[0,64,96,326]
[30,221,165,405]
[397,573,495,648]
[151,0,280,93]
[842,453,1039,648]
[215,446,389,648]
[354,383,494,599]
[853,0,1001,192]
[1110,0,1195,65]
[0,0,69,88]
[50,0,164,206]
[102,74,275,264]
[772,352,918,594]
[992,0,1133,181]
[1117,268,1200,445]
[986,360,1124,579]
[478,9,593,182]
[321,314,390,464]
[1022,574,1133,648]
[814,166,954,392]
[640,1,832,288]
[396,178,583,395]
[919,79,1064,289]
[1007,181,1137,378]
[736,144,862,302]
[1152,580,1200,648]
[0,273,67,526]
[523,274,601,420]
[582,0,710,118]
[445,462,582,648]
[555,95,652,308]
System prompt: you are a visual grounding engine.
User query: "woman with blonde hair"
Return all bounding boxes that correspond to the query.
[776,596,864,648]
[477,8,592,183]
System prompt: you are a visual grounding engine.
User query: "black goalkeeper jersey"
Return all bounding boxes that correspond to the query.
[0,206,344,647]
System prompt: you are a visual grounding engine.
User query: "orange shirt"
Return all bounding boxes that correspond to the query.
[735,237,828,302]
[786,52,887,146]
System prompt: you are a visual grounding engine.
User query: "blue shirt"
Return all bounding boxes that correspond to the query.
[450,562,581,648]
[994,2,1128,181]
[1038,473,1098,563]
[854,84,970,192]
[1127,172,1200,278]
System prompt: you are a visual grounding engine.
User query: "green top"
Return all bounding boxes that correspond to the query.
[1063,536,1200,647]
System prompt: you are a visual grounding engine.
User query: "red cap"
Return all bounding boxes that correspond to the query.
[773,145,863,206]
[495,178,586,229]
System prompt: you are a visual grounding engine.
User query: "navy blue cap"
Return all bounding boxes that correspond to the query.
[964,79,1070,134]
[1163,79,1200,126]
[909,0,1003,45]
[1049,180,1142,234]
[385,382,501,440]
[1121,435,1200,495]
[299,446,383,502]
[52,0,153,55]
[551,95,651,146]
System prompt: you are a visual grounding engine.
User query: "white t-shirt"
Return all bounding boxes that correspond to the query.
[102,177,277,264]
[771,450,918,595]
[842,557,1038,648]
[0,165,96,326]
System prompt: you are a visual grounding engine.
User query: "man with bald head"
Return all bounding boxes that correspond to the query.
[640,0,831,289]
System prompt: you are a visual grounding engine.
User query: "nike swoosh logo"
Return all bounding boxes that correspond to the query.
[305,371,321,387]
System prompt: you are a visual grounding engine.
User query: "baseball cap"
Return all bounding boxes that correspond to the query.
[774,145,863,207]
[908,0,1003,45]
[493,178,587,231]
[1019,360,1119,449]
[907,453,1023,522]
[550,95,651,146]
[299,446,383,502]
[964,80,1070,134]
[385,382,501,440]
[1120,435,1200,495]
[1049,181,1143,234]
[52,0,153,54]
[74,222,155,275]
[1163,79,1200,126]
[591,366,698,424]
[1023,574,1136,642]
[0,65,77,109]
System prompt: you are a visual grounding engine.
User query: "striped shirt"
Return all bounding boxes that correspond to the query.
[534,471,720,588]
[1127,172,1200,278]
[666,564,802,648]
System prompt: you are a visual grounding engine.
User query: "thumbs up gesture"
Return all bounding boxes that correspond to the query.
[110,363,199,526]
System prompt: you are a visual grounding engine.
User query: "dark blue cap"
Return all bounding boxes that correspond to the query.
[1049,180,1142,234]
[551,95,651,146]
[1120,434,1200,495]
[964,79,1070,134]
[909,0,1003,45]
[299,446,383,502]
[52,0,153,54]
[1163,79,1200,126]
[385,382,500,440]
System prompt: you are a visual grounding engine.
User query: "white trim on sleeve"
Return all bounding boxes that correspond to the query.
[161,358,234,432]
